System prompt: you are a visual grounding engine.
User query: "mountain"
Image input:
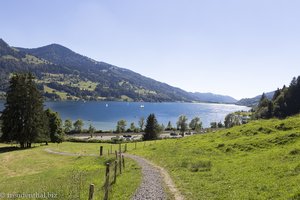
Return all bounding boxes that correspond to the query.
[0,38,237,103]
[236,91,275,107]
[189,92,237,103]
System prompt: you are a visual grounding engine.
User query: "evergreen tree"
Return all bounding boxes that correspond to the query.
[166,121,173,130]
[144,114,160,140]
[44,108,64,143]
[1,73,49,148]
[285,76,300,116]
[272,88,281,101]
[177,115,188,137]
[210,122,217,128]
[255,93,273,119]
[217,121,224,128]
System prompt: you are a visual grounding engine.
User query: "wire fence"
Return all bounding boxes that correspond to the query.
[89,140,158,200]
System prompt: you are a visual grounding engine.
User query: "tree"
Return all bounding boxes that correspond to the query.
[64,119,73,133]
[45,108,64,143]
[254,93,273,119]
[177,115,188,137]
[116,119,127,133]
[73,119,84,133]
[166,121,173,130]
[217,121,224,128]
[138,117,145,132]
[189,117,202,132]
[144,114,160,140]
[1,73,49,148]
[210,122,217,128]
[88,124,96,138]
[224,113,241,128]
[129,122,136,132]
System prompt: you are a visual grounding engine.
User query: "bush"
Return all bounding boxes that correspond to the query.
[289,149,300,155]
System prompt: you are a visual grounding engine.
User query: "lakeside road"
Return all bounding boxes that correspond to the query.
[66,130,207,141]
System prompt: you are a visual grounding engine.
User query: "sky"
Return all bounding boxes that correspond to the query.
[1,0,300,100]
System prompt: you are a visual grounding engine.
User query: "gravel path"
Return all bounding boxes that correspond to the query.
[125,154,166,200]
[44,148,184,200]
[44,148,98,157]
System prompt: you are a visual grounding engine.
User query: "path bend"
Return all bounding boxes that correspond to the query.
[44,148,184,200]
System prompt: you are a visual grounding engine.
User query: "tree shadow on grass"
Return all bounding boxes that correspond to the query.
[0,146,37,154]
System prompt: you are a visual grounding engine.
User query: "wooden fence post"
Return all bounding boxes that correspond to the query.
[88,184,94,200]
[104,163,110,200]
[119,154,122,174]
[122,155,125,169]
[113,160,117,183]
[100,146,103,156]
[115,150,118,160]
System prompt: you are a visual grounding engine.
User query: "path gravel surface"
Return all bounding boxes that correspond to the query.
[44,148,184,200]
[125,154,166,200]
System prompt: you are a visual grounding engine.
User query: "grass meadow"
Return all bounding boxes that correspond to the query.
[1,114,300,199]
[129,115,300,199]
[0,143,141,200]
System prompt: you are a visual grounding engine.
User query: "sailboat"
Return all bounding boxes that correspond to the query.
[140,104,144,108]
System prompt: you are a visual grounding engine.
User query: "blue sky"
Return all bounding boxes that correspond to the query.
[1,0,300,99]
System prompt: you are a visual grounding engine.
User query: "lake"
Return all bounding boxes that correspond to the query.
[0,101,249,131]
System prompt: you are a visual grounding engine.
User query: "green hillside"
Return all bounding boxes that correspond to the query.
[0,38,238,103]
[130,115,300,199]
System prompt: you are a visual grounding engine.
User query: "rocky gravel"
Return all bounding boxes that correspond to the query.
[125,154,166,200]
[45,148,184,200]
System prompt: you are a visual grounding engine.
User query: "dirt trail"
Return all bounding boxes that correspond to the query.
[44,148,184,200]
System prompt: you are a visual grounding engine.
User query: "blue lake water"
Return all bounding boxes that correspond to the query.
[0,101,249,131]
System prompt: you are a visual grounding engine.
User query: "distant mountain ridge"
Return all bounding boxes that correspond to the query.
[236,91,275,107]
[0,38,237,103]
[190,92,237,103]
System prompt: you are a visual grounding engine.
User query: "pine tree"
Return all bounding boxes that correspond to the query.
[166,121,173,130]
[1,73,49,148]
[143,114,160,140]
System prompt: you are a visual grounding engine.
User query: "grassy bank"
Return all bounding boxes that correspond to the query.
[0,143,141,200]
[6,113,300,200]
[128,115,300,199]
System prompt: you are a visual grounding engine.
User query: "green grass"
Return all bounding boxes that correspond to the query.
[4,113,300,200]
[125,115,300,199]
[0,143,141,200]
[44,85,69,100]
